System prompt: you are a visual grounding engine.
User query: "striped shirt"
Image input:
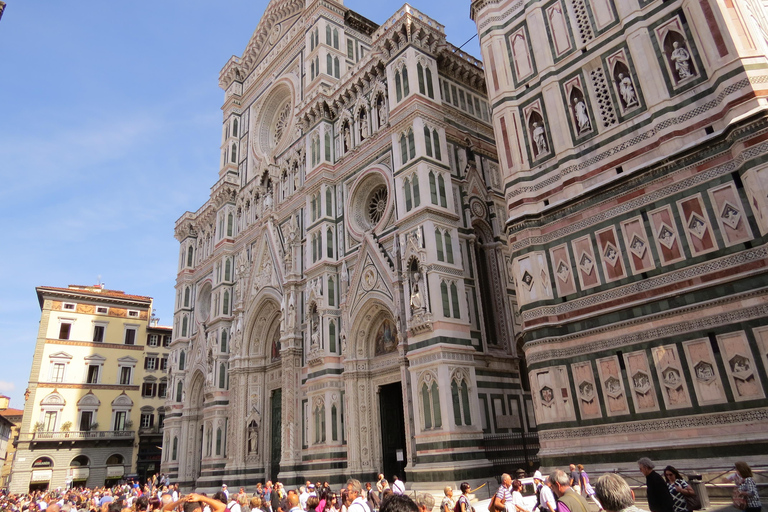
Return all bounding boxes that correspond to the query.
[496,485,513,503]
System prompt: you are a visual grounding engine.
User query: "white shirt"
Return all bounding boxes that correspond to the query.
[349,497,371,512]
[228,501,242,512]
[300,492,310,511]
[392,480,405,495]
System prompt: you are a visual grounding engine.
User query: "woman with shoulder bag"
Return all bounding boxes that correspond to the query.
[734,462,761,512]
[663,466,696,512]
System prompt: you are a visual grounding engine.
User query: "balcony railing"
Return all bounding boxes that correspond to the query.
[19,430,135,441]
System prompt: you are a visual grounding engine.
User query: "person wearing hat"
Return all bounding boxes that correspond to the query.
[534,472,556,512]
[222,486,230,502]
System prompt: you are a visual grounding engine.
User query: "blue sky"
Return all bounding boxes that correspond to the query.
[0,1,480,410]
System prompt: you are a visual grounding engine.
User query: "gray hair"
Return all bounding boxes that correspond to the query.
[347,478,363,494]
[414,493,435,510]
[548,469,570,488]
[637,457,655,470]
[594,474,634,512]
[501,474,512,484]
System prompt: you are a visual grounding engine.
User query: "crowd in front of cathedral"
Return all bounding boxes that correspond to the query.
[0,461,760,512]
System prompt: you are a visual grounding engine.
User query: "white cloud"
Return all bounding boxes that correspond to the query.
[0,381,15,393]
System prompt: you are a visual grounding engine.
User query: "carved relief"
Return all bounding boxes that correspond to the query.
[651,345,692,409]
[596,356,629,416]
[513,251,553,305]
[620,216,656,274]
[607,49,640,115]
[654,18,700,87]
[532,365,575,424]
[595,226,627,283]
[550,243,577,297]
[571,234,601,290]
[677,194,718,257]
[623,350,659,412]
[682,338,727,405]
[717,331,765,401]
[572,361,601,419]
[708,182,753,246]
[648,205,685,266]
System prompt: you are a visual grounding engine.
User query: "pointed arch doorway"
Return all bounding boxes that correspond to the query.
[378,382,407,480]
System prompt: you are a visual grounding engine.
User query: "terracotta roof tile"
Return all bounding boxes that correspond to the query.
[38,286,153,302]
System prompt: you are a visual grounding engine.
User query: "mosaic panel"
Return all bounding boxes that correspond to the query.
[742,164,768,236]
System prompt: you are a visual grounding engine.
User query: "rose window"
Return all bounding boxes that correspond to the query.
[368,186,388,225]
[271,101,291,149]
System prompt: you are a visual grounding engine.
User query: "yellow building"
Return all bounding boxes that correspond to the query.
[11,284,170,492]
[0,396,24,489]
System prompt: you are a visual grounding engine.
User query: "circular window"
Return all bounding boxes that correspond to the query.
[196,283,212,324]
[348,169,391,237]
[255,84,294,157]
[367,186,388,225]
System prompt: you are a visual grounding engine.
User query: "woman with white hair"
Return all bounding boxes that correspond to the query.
[594,474,647,512]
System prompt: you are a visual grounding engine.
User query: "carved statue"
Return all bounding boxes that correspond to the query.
[344,124,352,152]
[378,100,388,126]
[361,112,369,139]
[532,122,547,155]
[618,73,638,107]
[670,41,693,80]
[410,272,424,311]
[341,260,349,283]
[573,97,591,134]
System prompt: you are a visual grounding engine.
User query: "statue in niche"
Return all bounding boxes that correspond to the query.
[670,41,693,80]
[310,307,320,349]
[286,293,296,330]
[360,111,369,139]
[532,121,548,155]
[410,272,424,312]
[572,96,591,134]
[247,420,259,454]
[374,319,397,355]
[378,97,388,126]
[617,73,638,107]
[341,261,349,283]
[271,333,281,361]
[343,123,352,152]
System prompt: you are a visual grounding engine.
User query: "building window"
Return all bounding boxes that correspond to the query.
[158,381,168,398]
[347,39,353,59]
[172,437,178,460]
[142,383,156,397]
[93,324,105,343]
[183,287,191,307]
[421,377,442,430]
[219,363,227,389]
[124,327,137,345]
[181,316,188,337]
[163,335,171,347]
[331,404,338,441]
[86,365,100,384]
[140,413,154,429]
[79,411,94,431]
[176,381,183,402]
[43,411,57,431]
[127,310,139,318]
[160,357,168,370]
[113,411,127,431]
[148,334,159,347]
[96,306,109,314]
[216,427,222,455]
[179,350,186,370]
[119,366,132,385]
[145,356,157,371]
[451,375,472,426]
[51,363,65,383]
[59,322,72,340]
[220,331,228,353]
[63,302,76,311]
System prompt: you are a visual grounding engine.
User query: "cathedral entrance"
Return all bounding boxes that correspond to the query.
[379,382,406,480]
[269,388,282,480]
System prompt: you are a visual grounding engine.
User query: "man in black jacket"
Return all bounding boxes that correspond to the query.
[638,458,674,512]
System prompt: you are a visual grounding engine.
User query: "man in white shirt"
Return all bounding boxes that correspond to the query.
[535,472,556,512]
[227,494,242,512]
[391,476,405,496]
[222,485,230,502]
[347,479,372,512]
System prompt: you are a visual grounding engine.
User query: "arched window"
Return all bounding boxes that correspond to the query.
[222,290,230,315]
[326,25,332,45]
[395,71,402,102]
[310,60,315,80]
[408,129,415,159]
[450,282,460,318]
[172,436,178,460]
[216,427,222,455]
[183,287,190,307]
[181,316,188,337]
[421,377,442,430]
[438,174,447,207]
[327,54,333,75]
[429,172,438,204]
[435,228,444,261]
[231,144,237,163]
[233,118,238,137]
[424,126,433,157]
[328,277,335,307]
[333,28,339,49]
[445,231,454,264]
[331,404,338,441]
[413,174,421,207]
[426,67,434,98]
[326,228,333,259]
[417,62,426,95]
[221,330,228,353]
[224,259,231,281]
[227,213,233,237]
[106,454,124,466]
[311,195,317,221]
[400,134,408,164]
[70,455,89,467]
[187,246,194,267]
[451,376,472,426]
[219,363,226,389]
[404,177,412,211]
[326,187,333,217]
[334,57,340,79]
[441,281,450,317]
[329,320,336,353]
[179,350,186,370]
[433,129,441,160]
[402,67,410,96]
[176,381,183,402]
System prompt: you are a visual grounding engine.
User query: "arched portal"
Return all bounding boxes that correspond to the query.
[187,370,205,482]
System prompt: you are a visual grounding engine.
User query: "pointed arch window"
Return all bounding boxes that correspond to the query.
[429,171,438,204]
[172,436,178,460]
[408,129,415,159]
[329,320,336,353]
[402,66,410,96]
[181,316,188,337]
[326,187,333,217]
[326,228,333,259]
[311,195,317,221]
[222,290,230,315]
[451,375,472,426]
[400,134,408,164]
[426,67,434,98]
[224,259,231,281]
[219,363,226,389]
[424,126,433,157]
[441,281,450,317]
[334,57,340,79]
[417,62,426,95]
[395,71,403,102]
[421,377,442,430]
[183,287,190,307]
[438,174,447,207]
[325,131,331,161]
[404,177,412,211]
[187,246,194,267]
[331,404,338,440]
[227,213,233,237]
[433,129,441,160]
[327,54,333,75]
[444,230,454,264]
[412,174,421,207]
[221,330,228,353]
[232,118,238,137]
[231,144,237,163]
[179,350,186,370]
[333,28,339,49]
[310,60,315,80]
[216,427,222,455]
[450,282,460,318]
[435,228,444,261]
[326,25,332,45]
[175,381,183,402]
[328,277,335,307]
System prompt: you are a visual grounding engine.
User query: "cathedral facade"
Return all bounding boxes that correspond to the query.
[471,0,768,469]
[163,0,536,490]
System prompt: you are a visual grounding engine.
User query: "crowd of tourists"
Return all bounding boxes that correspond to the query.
[0,461,761,512]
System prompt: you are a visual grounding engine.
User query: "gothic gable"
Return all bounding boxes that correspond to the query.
[347,234,395,317]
